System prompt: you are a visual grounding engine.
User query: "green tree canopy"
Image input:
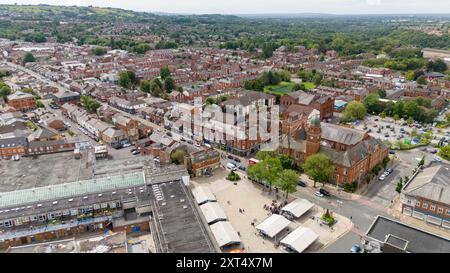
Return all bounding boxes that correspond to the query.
[23,52,36,63]
[171,149,187,165]
[160,66,171,80]
[342,101,367,122]
[302,153,335,187]
[276,169,298,199]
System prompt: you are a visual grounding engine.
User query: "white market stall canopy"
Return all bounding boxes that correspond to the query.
[256,214,291,238]
[280,227,319,253]
[281,198,314,218]
[200,201,227,224]
[210,221,241,247]
[191,186,216,205]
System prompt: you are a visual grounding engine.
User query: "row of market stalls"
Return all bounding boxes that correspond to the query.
[255,198,319,253]
[191,186,242,249]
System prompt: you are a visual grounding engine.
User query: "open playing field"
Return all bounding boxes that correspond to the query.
[264,81,316,95]
[264,82,296,95]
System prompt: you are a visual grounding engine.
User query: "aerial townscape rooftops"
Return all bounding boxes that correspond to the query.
[0,1,449,266]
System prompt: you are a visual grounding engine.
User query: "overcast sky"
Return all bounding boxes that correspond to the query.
[1,0,450,15]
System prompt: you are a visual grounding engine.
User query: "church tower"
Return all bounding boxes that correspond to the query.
[305,115,321,157]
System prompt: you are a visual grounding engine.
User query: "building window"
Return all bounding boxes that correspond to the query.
[415,200,421,206]
[438,208,443,214]
[422,202,428,209]
[446,209,450,215]
[430,204,435,211]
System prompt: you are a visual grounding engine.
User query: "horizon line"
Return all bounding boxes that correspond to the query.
[2,3,450,16]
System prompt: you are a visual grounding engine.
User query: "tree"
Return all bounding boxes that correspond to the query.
[395,177,403,194]
[407,116,414,125]
[255,150,277,161]
[377,89,387,98]
[342,101,367,122]
[164,76,175,92]
[23,52,35,63]
[227,170,241,181]
[405,70,415,81]
[279,154,297,170]
[302,154,335,187]
[118,71,132,88]
[0,82,12,100]
[439,145,450,161]
[416,75,427,85]
[92,47,107,56]
[276,169,298,199]
[205,97,215,105]
[171,149,187,164]
[140,80,151,93]
[363,94,383,114]
[380,112,387,119]
[160,66,171,80]
[393,114,400,124]
[80,95,101,112]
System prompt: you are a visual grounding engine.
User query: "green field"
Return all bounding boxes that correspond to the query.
[303,82,316,90]
[263,81,316,95]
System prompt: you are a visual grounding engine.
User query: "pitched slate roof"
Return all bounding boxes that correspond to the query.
[403,163,450,204]
[321,122,366,146]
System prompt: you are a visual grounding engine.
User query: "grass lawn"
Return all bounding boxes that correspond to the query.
[303,82,316,90]
[264,82,296,95]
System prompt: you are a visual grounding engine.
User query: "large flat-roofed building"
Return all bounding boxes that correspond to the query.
[363,216,450,253]
[0,164,216,252]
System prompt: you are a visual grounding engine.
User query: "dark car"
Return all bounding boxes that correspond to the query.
[319,188,331,196]
[389,150,396,155]
[386,168,393,174]
[227,155,234,160]
[297,181,307,187]
[234,157,241,163]
[238,166,246,171]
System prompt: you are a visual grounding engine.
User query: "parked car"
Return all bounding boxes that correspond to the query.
[386,168,393,174]
[122,143,132,148]
[234,157,241,163]
[319,188,331,196]
[378,174,386,181]
[227,155,234,160]
[238,166,246,171]
[389,150,396,154]
[132,150,140,155]
[350,244,361,253]
[314,191,324,198]
[297,181,307,187]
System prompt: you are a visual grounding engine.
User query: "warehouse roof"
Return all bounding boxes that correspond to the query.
[0,171,145,209]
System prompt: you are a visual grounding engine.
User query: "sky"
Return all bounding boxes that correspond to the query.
[1,0,450,15]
